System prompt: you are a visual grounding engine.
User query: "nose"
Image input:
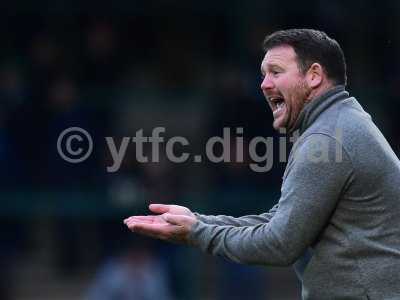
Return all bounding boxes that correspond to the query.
[260,75,274,90]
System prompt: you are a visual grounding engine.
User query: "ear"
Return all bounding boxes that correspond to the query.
[305,63,323,88]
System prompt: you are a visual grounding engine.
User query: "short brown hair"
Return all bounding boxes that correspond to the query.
[263,29,347,85]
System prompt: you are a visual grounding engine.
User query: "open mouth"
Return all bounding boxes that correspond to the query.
[269,96,286,113]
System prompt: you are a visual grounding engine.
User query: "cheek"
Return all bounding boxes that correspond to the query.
[290,83,308,115]
[277,75,299,95]
[275,76,291,91]
[285,84,304,114]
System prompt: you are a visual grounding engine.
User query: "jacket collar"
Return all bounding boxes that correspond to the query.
[291,85,349,134]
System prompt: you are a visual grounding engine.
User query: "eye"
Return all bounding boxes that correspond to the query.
[271,70,280,76]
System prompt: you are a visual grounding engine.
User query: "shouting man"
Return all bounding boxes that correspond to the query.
[124,29,400,299]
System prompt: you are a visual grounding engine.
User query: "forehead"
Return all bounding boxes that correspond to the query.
[261,45,297,69]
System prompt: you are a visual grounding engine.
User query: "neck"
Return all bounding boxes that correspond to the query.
[306,80,335,103]
[290,84,347,134]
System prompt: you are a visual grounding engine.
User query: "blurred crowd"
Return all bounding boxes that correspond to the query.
[1,1,399,299]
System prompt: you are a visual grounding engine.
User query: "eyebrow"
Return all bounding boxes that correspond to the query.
[261,63,284,74]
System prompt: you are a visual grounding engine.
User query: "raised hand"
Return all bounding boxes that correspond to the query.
[123,204,197,244]
[124,204,195,225]
[148,203,196,218]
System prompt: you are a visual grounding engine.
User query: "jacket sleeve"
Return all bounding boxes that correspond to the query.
[188,134,353,266]
[193,204,279,226]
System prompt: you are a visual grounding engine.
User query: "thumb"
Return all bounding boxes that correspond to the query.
[149,204,171,214]
[163,213,191,226]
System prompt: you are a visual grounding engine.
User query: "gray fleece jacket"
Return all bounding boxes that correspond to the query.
[189,86,400,299]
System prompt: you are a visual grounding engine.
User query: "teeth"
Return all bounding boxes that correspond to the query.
[277,101,285,110]
[269,96,285,112]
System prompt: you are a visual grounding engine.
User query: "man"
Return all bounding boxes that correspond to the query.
[124,29,400,299]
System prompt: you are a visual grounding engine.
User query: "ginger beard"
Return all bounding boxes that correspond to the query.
[270,78,312,132]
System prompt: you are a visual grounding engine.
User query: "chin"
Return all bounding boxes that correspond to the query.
[272,123,284,131]
[273,119,287,131]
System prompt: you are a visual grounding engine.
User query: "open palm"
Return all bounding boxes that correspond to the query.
[124,204,195,225]
[124,203,197,244]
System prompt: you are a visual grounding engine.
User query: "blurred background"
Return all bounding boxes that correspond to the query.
[1,0,399,299]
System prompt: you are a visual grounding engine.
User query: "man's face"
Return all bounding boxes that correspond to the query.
[260,45,311,131]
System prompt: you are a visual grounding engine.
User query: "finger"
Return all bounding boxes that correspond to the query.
[128,222,170,239]
[163,213,191,226]
[129,219,154,224]
[129,216,156,223]
[125,219,138,228]
[125,219,152,227]
[149,204,172,214]
[124,216,143,222]
[127,223,160,239]
[124,216,134,223]
[124,216,154,223]
[124,217,136,224]
[127,216,148,219]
